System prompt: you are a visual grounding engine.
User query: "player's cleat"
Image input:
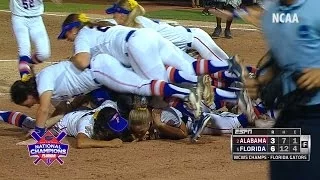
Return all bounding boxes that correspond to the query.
[227,55,248,82]
[224,29,232,39]
[185,87,202,119]
[190,114,211,142]
[197,75,214,106]
[212,26,222,37]
[237,90,257,125]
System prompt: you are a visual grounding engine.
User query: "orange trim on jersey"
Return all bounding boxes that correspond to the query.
[14,113,22,127]
[159,81,165,96]
[169,67,176,83]
[151,80,156,95]
[253,106,261,117]
[204,59,209,74]
[218,72,222,79]
[8,112,14,125]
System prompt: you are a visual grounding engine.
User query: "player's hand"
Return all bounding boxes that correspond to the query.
[51,0,62,4]
[151,109,164,127]
[16,138,37,146]
[296,68,320,90]
[244,78,261,100]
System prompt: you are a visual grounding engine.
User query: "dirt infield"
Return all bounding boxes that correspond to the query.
[0,6,268,180]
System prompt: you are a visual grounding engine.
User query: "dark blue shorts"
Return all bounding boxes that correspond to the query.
[270,104,320,180]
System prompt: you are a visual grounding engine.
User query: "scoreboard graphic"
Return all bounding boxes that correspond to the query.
[231,128,311,161]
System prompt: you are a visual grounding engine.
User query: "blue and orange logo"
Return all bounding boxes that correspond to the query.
[28,131,69,166]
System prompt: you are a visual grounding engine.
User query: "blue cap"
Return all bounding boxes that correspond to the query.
[105,113,129,133]
[57,21,81,39]
[105,4,131,14]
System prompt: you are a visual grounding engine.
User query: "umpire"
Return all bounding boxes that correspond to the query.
[245,0,320,179]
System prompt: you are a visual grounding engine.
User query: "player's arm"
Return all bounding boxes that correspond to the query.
[35,91,53,136]
[152,110,188,139]
[154,122,188,139]
[76,133,123,149]
[45,115,64,128]
[51,95,91,117]
[71,53,90,70]
[72,35,91,70]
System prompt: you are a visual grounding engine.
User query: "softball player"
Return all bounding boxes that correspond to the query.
[2,100,126,148]
[10,0,61,79]
[128,96,249,142]
[57,14,238,83]
[10,55,202,137]
[105,0,229,61]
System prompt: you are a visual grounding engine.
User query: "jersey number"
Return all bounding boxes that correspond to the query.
[89,26,110,32]
[22,0,34,10]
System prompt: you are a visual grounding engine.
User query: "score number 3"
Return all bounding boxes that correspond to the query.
[22,0,35,10]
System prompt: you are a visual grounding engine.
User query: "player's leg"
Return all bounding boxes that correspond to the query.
[201,112,248,134]
[166,65,197,84]
[156,30,231,76]
[29,16,51,63]
[189,27,229,61]
[90,54,196,102]
[0,111,35,131]
[126,29,168,81]
[11,15,32,77]
[213,87,238,107]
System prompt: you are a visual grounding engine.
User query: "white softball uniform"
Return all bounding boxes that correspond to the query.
[53,100,118,138]
[74,25,196,81]
[202,112,242,134]
[160,107,183,128]
[36,61,100,106]
[90,54,192,100]
[135,16,229,61]
[10,0,50,62]
[90,54,153,96]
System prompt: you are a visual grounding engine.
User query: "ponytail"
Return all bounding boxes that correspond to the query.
[124,4,145,28]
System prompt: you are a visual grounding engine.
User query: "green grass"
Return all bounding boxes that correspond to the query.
[0,1,245,23]
[0,0,8,10]
[44,3,107,13]
[145,9,245,23]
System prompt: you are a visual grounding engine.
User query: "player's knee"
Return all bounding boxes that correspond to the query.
[36,49,51,62]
